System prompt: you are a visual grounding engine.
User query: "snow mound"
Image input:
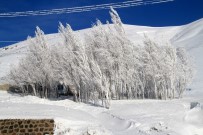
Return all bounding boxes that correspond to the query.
[183,106,203,135]
[185,106,203,126]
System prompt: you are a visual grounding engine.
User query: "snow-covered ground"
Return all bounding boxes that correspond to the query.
[0,90,202,135]
[0,18,203,135]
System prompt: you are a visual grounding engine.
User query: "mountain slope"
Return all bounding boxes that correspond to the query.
[171,19,203,97]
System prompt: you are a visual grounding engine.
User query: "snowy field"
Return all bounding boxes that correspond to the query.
[0,90,202,135]
[0,18,203,135]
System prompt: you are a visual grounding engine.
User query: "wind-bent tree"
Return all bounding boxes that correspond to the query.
[9,8,194,108]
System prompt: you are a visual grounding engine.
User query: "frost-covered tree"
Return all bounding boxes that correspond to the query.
[141,37,178,99]
[8,8,194,108]
[109,6,125,34]
[56,22,92,102]
[10,26,55,98]
[176,47,194,97]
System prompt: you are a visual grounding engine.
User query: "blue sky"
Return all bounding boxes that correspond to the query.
[0,0,203,47]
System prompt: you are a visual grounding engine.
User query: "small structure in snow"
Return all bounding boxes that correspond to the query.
[190,102,200,109]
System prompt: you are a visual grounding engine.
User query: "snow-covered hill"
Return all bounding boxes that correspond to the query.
[0,19,203,135]
[171,19,203,98]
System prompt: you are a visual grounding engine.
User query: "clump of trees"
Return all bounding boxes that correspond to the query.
[9,8,194,108]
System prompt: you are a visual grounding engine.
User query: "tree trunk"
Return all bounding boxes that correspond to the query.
[31,84,37,96]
